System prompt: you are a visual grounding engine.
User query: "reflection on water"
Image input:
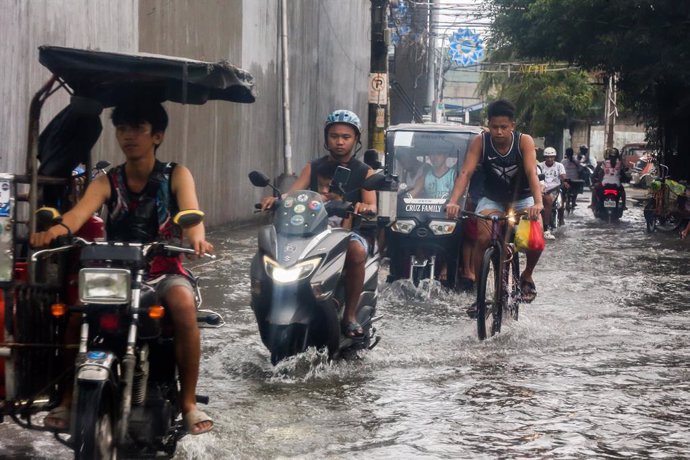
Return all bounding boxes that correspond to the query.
[2,193,690,458]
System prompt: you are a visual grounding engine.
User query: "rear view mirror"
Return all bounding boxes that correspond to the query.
[95,160,111,171]
[362,173,389,191]
[249,171,271,187]
[173,209,205,229]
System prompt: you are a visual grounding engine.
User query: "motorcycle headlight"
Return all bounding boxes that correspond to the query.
[263,256,321,284]
[79,268,131,304]
[429,220,457,236]
[391,219,416,234]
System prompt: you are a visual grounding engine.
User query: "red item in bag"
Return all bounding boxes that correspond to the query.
[527,219,545,251]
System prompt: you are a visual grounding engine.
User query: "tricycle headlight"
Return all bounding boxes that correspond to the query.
[391,219,416,234]
[429,220,456,235]
[264,256,321,284]
[79,268,131,304]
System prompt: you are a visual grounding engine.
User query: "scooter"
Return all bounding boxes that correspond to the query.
[30,210,221,459]
[594,183,624,222]
[248,170,385,364]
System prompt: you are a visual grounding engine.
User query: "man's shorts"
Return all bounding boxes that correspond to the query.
[148,274,194,302]
[475,195,535,214]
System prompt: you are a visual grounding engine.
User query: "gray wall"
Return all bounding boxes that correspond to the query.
[0,0,370,226]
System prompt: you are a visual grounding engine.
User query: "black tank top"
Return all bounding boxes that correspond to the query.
[481,131,531,203]
[309,155,370,204]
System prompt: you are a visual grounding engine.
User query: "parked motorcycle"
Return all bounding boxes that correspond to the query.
[30,210,220,459]
[248,170,386,364]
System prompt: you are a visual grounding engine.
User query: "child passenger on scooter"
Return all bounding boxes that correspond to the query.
[30,99,214,435]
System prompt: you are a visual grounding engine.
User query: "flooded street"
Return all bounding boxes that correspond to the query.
[2,190,690,459]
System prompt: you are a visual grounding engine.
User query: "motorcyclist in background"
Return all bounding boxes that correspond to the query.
[591,147,628,212]
[562,147,583,212]
[577,144,597,187]
[539,147,567,239]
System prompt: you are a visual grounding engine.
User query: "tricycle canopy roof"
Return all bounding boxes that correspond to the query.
[386,122,482,134]
[38,45,256,106]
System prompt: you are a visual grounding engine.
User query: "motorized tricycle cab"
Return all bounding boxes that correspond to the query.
[0,45,254,458]
[380,123,482,288]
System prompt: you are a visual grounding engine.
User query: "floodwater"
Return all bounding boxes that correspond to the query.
[1,190,689,459]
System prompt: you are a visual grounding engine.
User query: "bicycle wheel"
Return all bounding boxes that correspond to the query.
[504,247,520,321]
[655,214,683,232]
[476,246,502,340]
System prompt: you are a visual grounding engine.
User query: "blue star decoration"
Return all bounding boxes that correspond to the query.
[448,29,485,67]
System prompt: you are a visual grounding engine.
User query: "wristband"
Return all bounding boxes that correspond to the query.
[55,222,72,235]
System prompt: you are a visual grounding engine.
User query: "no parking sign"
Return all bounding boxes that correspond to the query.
[368,73,388,105]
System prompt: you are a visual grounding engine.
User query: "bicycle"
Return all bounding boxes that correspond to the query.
[644,164,686,233]
[462,210,524,340]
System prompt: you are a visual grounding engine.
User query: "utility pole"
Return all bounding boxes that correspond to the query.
[604,73,617,151]
[368,0,389,152]
[425,0,440,122]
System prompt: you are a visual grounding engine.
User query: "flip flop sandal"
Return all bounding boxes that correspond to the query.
[44,406,70,432]
[183,408,214,435]
[342,321,364,338]
[520,279,538,303]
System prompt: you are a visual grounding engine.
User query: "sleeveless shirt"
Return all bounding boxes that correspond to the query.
[481,131,531,202]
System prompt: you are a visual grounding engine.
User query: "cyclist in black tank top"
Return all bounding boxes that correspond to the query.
[260,110,377,338]
[445,99,544,303]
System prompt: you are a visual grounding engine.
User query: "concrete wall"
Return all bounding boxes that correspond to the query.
[567,119,646,161]
[1,0,371,226]
[0,0,137,174]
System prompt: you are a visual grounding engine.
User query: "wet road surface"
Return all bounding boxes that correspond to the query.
[1,190,689,459]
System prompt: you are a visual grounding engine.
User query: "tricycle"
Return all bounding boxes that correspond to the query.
[0,45,254,458]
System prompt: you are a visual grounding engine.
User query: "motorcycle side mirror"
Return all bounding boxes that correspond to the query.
[538,173,546,181]
[95,160,111,171]
[248,171,271,188]
[173,209,205,229]
[362,172,389,191]
[35,207,62,232]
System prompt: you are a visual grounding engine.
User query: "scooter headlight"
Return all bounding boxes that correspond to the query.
[79,268,131,304]
[391,219,416,234]
[428,220,457,236]
[263,256,321,284]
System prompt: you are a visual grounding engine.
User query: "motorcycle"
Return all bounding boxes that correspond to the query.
[31,210,220,458]
[248,170,387,364]
[0,45,253,459]
[594,183,625,222]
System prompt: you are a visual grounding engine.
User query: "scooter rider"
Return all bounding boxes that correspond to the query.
[446,99,544,304]
[30,100,214,435]
[577,144,597,187]
[591,147,628,212]
[562,147,582,209]
[539,147,567,239]
[260,110,377,338]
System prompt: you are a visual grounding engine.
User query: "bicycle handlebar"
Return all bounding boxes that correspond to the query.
[459,210,530,221]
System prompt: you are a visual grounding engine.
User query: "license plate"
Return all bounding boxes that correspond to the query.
[604,199,616,208]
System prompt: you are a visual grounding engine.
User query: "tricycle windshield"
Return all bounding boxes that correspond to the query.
[387,127,476,200]
[274,190,328,237]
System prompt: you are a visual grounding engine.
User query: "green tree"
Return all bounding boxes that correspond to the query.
[486,0,690,178]
[477,62,597,146]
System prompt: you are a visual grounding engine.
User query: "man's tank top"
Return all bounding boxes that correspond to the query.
[423,168,456,199]
[481,131,531,202]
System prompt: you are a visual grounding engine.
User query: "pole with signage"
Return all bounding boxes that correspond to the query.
[368,0,389,153]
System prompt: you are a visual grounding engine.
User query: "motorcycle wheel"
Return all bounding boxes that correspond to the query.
[655,215,683,233]
[269,325,307,365]
[476,246,502,341]
[73,383,116,460]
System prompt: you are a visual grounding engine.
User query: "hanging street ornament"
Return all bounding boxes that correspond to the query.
[448,28,485,67]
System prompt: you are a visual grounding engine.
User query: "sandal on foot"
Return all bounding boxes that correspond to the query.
[342,321,364,338]
[184,408,214,435]
[457,277,475,293]
[465,301,478,319]
[44,406,70,432]
[520,278,537,303]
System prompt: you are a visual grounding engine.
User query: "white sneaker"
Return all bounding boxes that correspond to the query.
[543,230,556,240]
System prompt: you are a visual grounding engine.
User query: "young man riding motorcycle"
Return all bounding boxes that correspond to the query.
[591,147,628,212]
[562,147,583,211]
[539,147,568,239]
[446,99,544,304]
[260,109,377,338]
[30,100,214,435]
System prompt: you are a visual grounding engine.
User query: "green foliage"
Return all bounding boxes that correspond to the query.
[477,63,596,139]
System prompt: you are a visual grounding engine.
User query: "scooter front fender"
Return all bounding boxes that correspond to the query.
[267,285,314,325]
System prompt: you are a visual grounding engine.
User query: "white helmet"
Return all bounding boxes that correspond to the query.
[544,147,557,157]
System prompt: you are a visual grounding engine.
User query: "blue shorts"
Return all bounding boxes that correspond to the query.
[475,196,535,214]
[350,232,369,252]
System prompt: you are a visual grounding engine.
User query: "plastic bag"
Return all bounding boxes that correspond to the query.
[514,218,545,252]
